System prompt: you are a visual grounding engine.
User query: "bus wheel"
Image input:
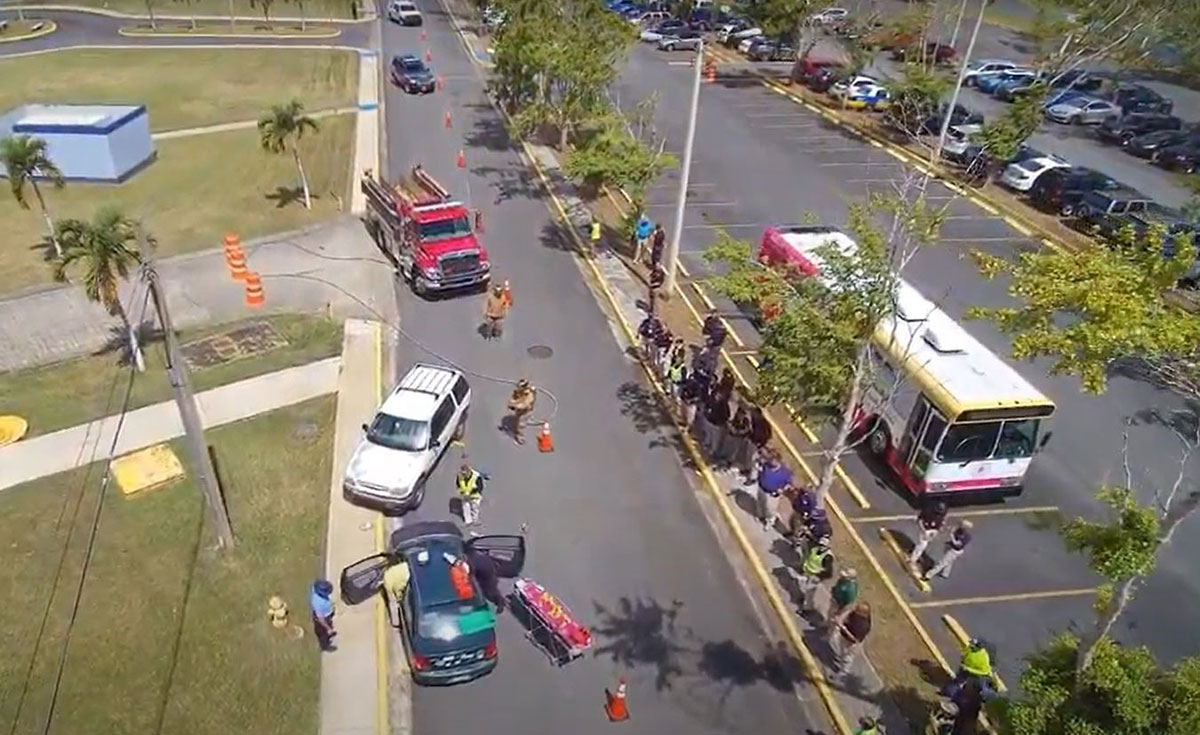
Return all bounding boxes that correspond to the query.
[868,425,890,456]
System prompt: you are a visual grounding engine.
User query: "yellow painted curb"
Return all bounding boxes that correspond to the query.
[116,24,341,38]
[372,321,389,735]
[0,19,58,43]
[878,528,932,593]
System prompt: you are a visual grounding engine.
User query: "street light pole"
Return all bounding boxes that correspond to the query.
[663,39,704,298]
[138,225,236,550]
[930,0,986,166]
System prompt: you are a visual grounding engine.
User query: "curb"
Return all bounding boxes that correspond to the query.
[4,4,374,23]
[0,18,57,42]
[116,23,341,38]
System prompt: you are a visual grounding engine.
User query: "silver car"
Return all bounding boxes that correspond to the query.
[658,28,703,51]
[1045,96,1121,125]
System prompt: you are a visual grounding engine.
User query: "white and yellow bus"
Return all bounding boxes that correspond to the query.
[759,225,1056,499]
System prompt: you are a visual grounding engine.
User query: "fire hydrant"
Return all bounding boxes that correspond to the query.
[267,596,289,628]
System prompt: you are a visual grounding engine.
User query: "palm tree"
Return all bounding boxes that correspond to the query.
[52,208,147,372]
[258,99,320,210]
[1,134,66,257]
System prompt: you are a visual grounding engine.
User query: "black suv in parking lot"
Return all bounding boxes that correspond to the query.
[1153,140,1200,172]
[1027,167,1120,217]
[1125,128,1200,159]
[1110,84,1174,115]
[1095,113,1182,146]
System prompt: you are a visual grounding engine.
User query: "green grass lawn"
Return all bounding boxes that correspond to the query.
[0,48,356,133]
[0,313,343,438]
[11,0,356,19]
[0,395,334,735]
[2,114,355,294]
[119,19,340,34]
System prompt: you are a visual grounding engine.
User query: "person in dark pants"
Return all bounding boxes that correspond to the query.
[713,368,736,403]
[700,387,731,460]
[467,547,506,613]
[701,309,727,349]
[648,263,666,313]
[310,579,336,651]
[747,406,773,483]
[650,224,666,267]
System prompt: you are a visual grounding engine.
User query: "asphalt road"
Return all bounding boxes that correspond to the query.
[0,7,371,54]
[377,5,829,733]
[614,43,1200,684]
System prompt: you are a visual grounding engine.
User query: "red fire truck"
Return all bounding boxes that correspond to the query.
[361,165,491,296]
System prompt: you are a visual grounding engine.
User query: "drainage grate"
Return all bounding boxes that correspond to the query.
[526,345,553,359]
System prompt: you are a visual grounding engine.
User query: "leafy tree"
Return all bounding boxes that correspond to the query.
[970,85,1048,178]
[967,227,1200,393]
[704,187,945,502]
[1,134,65,258]
[250,0,276,26]
[997,634,1200,735]
[52,208,147,372]
[883,62,951,138]
[258,99,320,209]
[562,99,676,210]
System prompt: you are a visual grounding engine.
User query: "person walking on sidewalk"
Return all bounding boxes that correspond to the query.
[679,368,704,428]
[666,340,688,403]
[310,579,337,652]
[456,462,486,526]
[908,500,948,566]
[713,367,736,404]
[756,450,791,530]
[647,262,666,314]
[650,223,666,267]
[833,601,872,671]
[653,325,674,376]
[588,216,602,256]
[702,308,727,349]
[923,520,972,581]
[482,284,509,340]
[507,379,537,444]
[634,213,652,263]
[827,568,858,630]
[638,313,662,363]
[747,405,772,481]
[852,715,882,735]
[725,401,753,475]
[700,385,731,460]
[797,535,835,612]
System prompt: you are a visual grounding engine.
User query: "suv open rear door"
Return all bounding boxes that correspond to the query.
[340,553,392,605]
[465,535,527,577]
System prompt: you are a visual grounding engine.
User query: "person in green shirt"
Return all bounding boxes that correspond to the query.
[827,567,859,631]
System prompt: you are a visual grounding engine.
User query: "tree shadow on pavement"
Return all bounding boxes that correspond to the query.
[591,596,691,691]
[470,164,541,203]
[464,111,514,153]
[538,221,576,253]
[616,380,687,452]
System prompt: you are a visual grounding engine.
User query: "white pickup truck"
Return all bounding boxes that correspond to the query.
[387,0,423,25]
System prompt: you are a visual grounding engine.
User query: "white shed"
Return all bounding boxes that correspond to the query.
[0,104,155,183]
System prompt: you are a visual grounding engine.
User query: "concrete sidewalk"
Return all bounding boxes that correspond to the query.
[0,357,339,490]
[520,136,907,734]
[152,106,357,140]
[321,319,387,735]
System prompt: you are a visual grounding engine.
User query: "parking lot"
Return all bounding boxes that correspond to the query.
[615,37,1200,684]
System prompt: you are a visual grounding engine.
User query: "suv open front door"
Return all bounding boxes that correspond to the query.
[340,552,393,605]
[465,535,527,577]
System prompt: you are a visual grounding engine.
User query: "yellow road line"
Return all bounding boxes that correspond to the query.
[511,113,853,735]
[373,322,389,735]
[879,528,932,593]
[851,505,1060,523]
[912,588,1097,609]
[942,615,1009,693]
[1004,218,1033,236]
[726,348,760,356]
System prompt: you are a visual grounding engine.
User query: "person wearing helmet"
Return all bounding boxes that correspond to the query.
[507,379,537,444]
[482,283,509,340]
[797,534,835,612]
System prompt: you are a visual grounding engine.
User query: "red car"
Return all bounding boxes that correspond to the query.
[892,42,956,65]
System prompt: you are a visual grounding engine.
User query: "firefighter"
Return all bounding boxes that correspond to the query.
[507,379,537,444]
[482,284,509,340]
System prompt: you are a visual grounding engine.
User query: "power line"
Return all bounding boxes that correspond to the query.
[6,285,150,735]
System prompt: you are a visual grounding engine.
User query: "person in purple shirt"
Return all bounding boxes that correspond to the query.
[756,449,792,530]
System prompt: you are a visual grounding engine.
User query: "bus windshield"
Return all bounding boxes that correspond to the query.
[936,417,1041,463]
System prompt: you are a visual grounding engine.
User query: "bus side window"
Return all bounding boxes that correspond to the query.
[921,411,947,454]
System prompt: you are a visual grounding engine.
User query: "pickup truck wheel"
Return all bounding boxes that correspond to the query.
[1059,203,1074,217]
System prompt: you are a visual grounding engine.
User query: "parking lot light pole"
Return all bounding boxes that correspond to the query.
[931,0,986,166]
[664,39,704,298]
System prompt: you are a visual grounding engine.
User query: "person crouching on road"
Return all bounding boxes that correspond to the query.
[466,545,506,613]
[482,284,509,340]
[506,379,537,444]
[310,579,336,652]
[456,462,485,526]
[833,601,871,671]
[634,213,652,264]
[797,535,835,612]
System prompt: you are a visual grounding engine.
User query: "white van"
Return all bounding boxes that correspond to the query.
[387,0,423,25]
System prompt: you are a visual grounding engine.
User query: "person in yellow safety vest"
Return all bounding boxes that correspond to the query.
[589,217,602,255]
[456,463,485,527]
[853,716,882,735]
[798,535,835,612]
[959,639,993,679]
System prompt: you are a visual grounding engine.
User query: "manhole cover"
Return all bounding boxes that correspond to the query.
[291,422,319,442]
[526,345,553,359]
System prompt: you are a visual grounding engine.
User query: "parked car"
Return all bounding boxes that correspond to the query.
[1045,95,1121,125]
[391,55,436,94]
[1050,69,1106,94]
[917,103,983,136]
[844,84,890,110]
[1152,140,1200,172]
[1027,166,1120,216]
[718,20,762,46]
[657,27,703,50]
[891,42,956,65]
[737,34,766,54]
[962,59,1021,87]
[829,74,878,99]
[387,0,423,25]
[1074,188,1153,235]
[630,10,670,25]
[809,7,849,25]
[686,8,729,30]
[976,68,1037,95]
[1126,129,1200,159]
[1109,84,1174,115]
[343,363,471,512]
[1095,113,1182,146]
[806,66,843,93]
[792,57,838,85]
[939,123,985,163]
[994,76,1046,102]
[640,18,686,41]
[1000,154,1071,191]
[748,39,795,61]
[340,521,526,686]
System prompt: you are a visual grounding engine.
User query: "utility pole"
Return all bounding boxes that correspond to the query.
[948,0,970,49]
[663,39,704,297]
[930,0,986,166]
[137,225,236,549]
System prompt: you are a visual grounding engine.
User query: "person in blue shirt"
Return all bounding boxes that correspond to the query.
[310,579,336,651]
[756,449,792,530]
[634,215,653,263]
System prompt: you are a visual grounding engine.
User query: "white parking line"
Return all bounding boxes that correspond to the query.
[647,201,739,208]
[817,161,903,167]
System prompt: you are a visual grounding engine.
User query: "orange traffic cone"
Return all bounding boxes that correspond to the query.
[436,75,444,90]
[537,423,553,453]
[456,149,466,169]
[444,110,453,129]
[425,48,432,62]
[244,271,265,308]
[226,246,248,281]
[604,677,629,721]
[419,29,426,41]
[703,58,717,83]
